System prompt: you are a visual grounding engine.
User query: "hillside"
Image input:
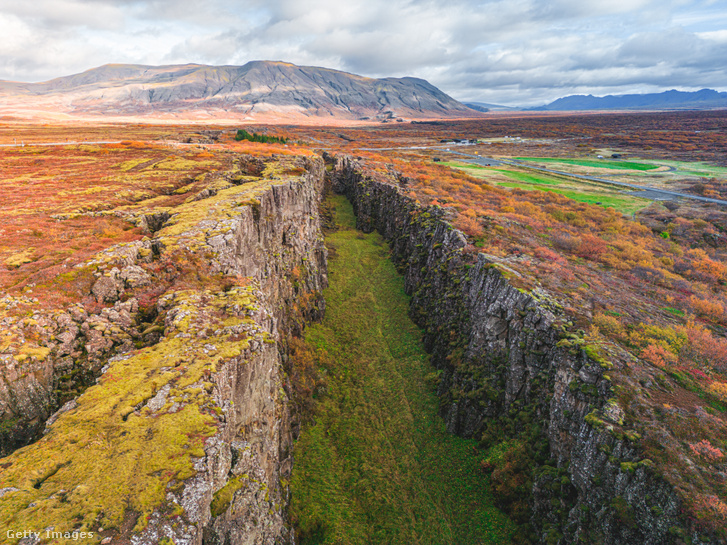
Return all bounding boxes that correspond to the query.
[534,88,727,111]
[0,61,479,122]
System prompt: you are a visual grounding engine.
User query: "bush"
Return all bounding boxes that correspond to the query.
[707,382,727,403]
[679,323,727,372]
[689,440,725,463]
[593,313,626,340]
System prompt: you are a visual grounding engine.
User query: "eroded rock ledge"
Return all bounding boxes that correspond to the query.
[0,154,327,544]
[330,154,716,545]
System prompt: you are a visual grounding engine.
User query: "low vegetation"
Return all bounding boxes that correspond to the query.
[0,287,255,535]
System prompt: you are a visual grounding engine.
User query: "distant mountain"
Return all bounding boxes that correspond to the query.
[533,89,727,111]
[0,61,480,122]
[464,101,520,112]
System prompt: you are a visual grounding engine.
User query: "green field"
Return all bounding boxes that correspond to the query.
[514,157,658,171]
[636,159,727,178]
[290,195,514,545]
[446,162,650,214]
[493,169,561,186]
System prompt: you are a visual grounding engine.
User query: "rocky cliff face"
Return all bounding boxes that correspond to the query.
[0,155,327,544]
[330,154,715,545]
[0,247,156,457]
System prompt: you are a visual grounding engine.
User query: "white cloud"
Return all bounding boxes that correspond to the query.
[0,0,125,29]
[697,29,727,42]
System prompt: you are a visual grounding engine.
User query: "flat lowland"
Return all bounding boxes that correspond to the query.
[0,112,726,541]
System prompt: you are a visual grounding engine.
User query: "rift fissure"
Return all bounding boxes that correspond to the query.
[328,154,717,545]
[289,193,514,544]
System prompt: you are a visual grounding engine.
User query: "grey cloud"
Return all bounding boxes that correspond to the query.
[0,0,725,105]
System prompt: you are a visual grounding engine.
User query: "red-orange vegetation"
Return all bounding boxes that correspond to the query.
[0,131,230,308]
[689,439,725,463]
[694,495,727,524]
[641,343,677,368]
[679,323,727,373]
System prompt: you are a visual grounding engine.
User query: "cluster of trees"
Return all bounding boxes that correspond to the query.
[235,129,287,144]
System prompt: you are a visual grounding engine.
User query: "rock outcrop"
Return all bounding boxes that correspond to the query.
[0,154,327,544]
[330,154,717,545]
[0,248,154,457]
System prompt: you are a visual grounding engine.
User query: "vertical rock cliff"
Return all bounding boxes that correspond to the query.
[330,154,715,545]
[0,154,327,544]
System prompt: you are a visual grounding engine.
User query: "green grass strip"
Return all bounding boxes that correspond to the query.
[495,181,649,212]
[515,157,658,171]
[496,169,561,186]
[290,194,514,545]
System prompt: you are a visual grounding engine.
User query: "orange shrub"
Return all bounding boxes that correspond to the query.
[577,234,607,260]
[689,296,727,325]
[679,323,727,372]
[641,344,677,368]
[707,382,727,403]
[694,495,727,523]
[689,440,725,462]
[456,216,484,238]
[533,246,565,263]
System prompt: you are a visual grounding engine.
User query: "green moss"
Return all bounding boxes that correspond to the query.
[4,248,36,269]
[15,344,51,362]
[0,287,261,541]
[211,474,249,517]
[583,344,608,366]
[585,410,606,430]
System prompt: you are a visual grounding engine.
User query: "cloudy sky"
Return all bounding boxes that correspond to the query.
[0,0,725,106]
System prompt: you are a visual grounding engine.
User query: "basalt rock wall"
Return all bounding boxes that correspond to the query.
[0,155,327,545]
[330,154,711,545]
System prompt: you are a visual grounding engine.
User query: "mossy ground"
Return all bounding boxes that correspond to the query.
[0,287,260,543]
[290,194,514,544]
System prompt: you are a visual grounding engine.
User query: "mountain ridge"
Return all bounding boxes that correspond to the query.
[533,88,727,111]
[0,61,480,122]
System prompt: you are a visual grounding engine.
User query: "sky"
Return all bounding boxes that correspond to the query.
[0,0,726,106]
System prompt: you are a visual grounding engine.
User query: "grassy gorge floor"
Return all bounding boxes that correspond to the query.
[289,194,514,544]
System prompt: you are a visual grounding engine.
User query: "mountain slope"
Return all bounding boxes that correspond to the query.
[534,89,727,111]
[0,61,480,122]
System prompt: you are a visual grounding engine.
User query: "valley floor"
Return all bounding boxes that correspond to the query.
[289,194,514,544]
